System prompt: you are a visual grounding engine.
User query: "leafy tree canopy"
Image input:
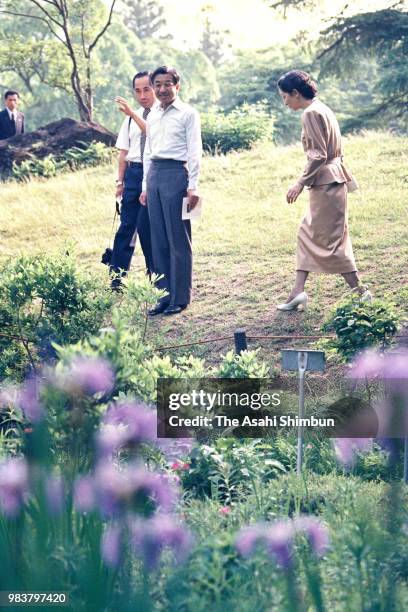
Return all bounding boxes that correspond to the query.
[317,7,408,124]
[119,0,170,40]
[264,1,408,127]
[0,0,118,122]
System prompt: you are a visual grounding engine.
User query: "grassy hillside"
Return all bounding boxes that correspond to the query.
[1,131,408,361]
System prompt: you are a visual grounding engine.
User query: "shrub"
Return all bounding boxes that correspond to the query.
[11,154,66,180]
[322,296,400,362]
[56,312,273,404]
[352,443,396,481]
[201,103,274,154]
[11,141,114,181]
[0,374,191,610]
[181,438,286,501]
[0,253,113,380]
[63,141,113,169]
[56,326,208,407]
[216,349,271,378]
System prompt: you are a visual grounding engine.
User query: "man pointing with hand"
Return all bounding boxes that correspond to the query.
[140,66,202,316]
[109,71,156,290]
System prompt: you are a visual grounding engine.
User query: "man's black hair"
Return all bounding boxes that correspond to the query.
[4,90,19,99]
[132,71,150,88]
[150,66,180,85]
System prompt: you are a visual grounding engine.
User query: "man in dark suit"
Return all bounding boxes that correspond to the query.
[0,90,25,140]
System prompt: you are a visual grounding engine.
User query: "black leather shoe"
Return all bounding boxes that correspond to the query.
[163,304,187,315]
[148,302,169,316]
[110,281,124,293]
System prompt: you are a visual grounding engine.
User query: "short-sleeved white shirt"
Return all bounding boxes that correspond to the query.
[115,107,145,163]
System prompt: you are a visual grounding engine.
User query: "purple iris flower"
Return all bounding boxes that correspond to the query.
[0,457,29,517]
[101,523,122,568]
[155,437,195,461]
[44,473,64,515]
[265,521,296,568]
[73,476,96,512]
[235,523,267,557]
[350,350,408,380]
[349,349,408,439]
[333,438,373,466]
[58,356,115,396]
[294,516,329,556]
[0,378,45,423]
[129,514,193,569]
[97,402,157,455]
[18,376,45,423]
[235,521,295,569]
[74,461,177,518]
[235,517,330,569]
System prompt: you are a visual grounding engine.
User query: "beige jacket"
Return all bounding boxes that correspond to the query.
[298,99,351,187]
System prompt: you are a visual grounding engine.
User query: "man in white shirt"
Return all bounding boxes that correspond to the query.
[0,90,25,140]
[140,66,202,315]
[109,71,157,290]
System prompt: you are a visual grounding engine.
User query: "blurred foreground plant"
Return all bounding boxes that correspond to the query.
[235,516,329,611]
[0,354,193,611]
[334,348,408,610]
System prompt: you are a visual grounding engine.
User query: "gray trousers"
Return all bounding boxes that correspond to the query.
[147,160,192,306]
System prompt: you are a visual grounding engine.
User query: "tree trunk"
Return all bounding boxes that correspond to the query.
[71,71,93,123]
[85,59,94,123]
[73,90,92,123]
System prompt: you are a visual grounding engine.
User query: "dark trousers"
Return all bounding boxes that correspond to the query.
[110,162,153,281]
[147,159,192,306]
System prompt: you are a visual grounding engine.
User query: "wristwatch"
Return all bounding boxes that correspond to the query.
[115,180,123,186]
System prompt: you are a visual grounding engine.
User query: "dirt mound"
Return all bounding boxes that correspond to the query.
[0,117,116,176]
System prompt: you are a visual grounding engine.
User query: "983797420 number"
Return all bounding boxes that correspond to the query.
[0,592,68,607]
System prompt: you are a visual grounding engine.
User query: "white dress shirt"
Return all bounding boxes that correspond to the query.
[7,108,17,121]
[116,106,147,163]
[142,97,202,190]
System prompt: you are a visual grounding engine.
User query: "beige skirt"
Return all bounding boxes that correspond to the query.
[296,182,357,274]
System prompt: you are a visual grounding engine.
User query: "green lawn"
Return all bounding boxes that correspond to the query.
[1,131,408,363]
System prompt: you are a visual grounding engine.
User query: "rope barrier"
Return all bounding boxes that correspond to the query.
[0,332,35,343]
[155,336,234,351]
[1,327,408,353]
[156,333,408,352]
[246,334,334,341]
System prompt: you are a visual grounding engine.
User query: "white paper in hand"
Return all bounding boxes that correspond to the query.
[182,196,202,221]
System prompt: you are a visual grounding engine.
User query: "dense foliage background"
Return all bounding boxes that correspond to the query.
[0,0,407,142]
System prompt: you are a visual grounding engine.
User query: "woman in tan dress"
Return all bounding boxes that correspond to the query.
[276,70,370,311]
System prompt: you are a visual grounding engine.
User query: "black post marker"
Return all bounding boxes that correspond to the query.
[234,329,248,355]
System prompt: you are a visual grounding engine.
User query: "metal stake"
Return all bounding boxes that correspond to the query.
[296,351,308,476]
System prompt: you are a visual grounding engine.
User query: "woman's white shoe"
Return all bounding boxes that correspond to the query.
[277,291,308,311]
[360,289,372,303]
[351,287,373,303]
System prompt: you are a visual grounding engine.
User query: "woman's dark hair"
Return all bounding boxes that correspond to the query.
[277,70,317,99]
[150,66,180,85]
